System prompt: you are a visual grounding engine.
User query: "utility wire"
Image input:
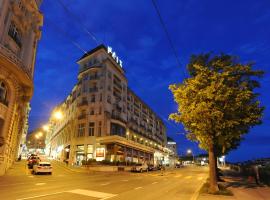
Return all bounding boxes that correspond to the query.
[46,18,88,54]
[151,0,187,77]
[56,0,99,45]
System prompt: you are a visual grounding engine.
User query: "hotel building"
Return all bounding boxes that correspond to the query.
[46,45,172,166]
[0,0,43,175]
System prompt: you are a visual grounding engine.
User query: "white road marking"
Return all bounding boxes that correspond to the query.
[68,189,117,199]
[28,176,34,178]
[174,174,183,178]
[35,182,46,186]
[152,182,158,184]
[121,179,128,182]
[184,176,192,179]
[197,177,203,180]
[134,187,143,190]
[16,191,65,200]
[100,182,111,186]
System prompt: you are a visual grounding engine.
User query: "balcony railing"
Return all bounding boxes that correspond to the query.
[89,87,98,93]
[77,100,88,107]
[78,114,87,120]
[0,43,32,79]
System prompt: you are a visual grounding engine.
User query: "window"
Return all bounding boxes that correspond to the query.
[89,122,95,136]
[108,71,112,79]
[90,109,94,115]
[8,22,22,47]
[98,122,102,137]
[77,124,85,137]
[91,95,95,102]
[99,93,102,102]
[110,123,126,137]
[107,95,111,104]
[0,81,8,106]
[98,107,102,115]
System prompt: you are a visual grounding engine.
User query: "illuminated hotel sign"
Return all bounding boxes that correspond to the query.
[107,46,123,68]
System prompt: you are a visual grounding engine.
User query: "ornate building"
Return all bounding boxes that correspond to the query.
[0,0,43,175]
[46,45,172,166]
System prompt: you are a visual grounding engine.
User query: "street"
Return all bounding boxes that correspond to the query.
[0,161,208,200]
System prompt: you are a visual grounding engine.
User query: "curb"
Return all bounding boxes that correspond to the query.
[190,177,207,200]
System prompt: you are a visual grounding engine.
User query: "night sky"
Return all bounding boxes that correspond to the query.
[30,0,270,162]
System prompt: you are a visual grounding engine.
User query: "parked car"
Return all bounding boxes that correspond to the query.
[175,163,183,168]
[27,156,40,169]
[148,164,156,171]
[131,163,148,172]
[33,162,52,175]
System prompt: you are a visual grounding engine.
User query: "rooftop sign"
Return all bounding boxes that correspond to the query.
[107,46,123,68]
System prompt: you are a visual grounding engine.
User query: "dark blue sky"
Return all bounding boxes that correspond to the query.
[30,0,270,162]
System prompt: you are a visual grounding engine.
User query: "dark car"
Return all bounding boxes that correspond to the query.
[148,164,156,171]
[27,156,40,169]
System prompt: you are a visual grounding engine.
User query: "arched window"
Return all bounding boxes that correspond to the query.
[0,81,8,106]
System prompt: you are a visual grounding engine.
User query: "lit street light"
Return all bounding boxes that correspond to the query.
[53,110,63,120]
[187,149,195,164]
[42,124,49,131]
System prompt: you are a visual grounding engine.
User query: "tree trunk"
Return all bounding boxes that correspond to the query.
[208,142,219,193]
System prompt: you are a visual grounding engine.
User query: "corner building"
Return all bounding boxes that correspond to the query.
[46,45,170,166]
[0,0,43,175]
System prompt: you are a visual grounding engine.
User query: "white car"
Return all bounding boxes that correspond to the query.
[33,162,52,175]
[131,163,148,172]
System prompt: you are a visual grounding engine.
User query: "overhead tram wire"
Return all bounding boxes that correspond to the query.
[151,0,187,78]
[56,0,99,45]
[46,18,88,54]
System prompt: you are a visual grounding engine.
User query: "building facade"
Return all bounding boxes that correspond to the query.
[46,45,172,166]
[0,0,43,175]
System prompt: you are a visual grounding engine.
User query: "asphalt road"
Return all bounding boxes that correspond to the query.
[0,160,208,200]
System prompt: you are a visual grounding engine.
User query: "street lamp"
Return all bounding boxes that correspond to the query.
[53,110,63,120]
[187,149,194,164]
[42,124,49,131]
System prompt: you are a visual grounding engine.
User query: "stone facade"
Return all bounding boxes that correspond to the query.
[46,45,172,166]
[0,0,43,175]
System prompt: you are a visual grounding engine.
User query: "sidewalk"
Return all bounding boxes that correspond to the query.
[197,169,270,200]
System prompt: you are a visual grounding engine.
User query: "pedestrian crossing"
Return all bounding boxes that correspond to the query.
[139,173,206,181]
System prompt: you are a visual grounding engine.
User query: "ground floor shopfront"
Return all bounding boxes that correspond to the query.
[47,135,169,166]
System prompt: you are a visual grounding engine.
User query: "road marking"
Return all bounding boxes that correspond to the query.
[28,176,34,178]
[100,182,111,186]
[174,174,183,178]
[134,187,143,190]
[152,182,158,184]
[184,176,192,179]
[68,189,117,199]
[35,182,46,186]
[16,191,65,200]
[197,177,203,180]
[121,179,128,182]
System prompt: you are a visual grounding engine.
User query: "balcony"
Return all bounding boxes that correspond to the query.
[89,87,98,93]
[89,75,99,80]
[77,100,88,107]
[111,113,126,124]
[0,43,32,80]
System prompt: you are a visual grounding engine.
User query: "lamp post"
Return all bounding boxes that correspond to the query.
[187,149,194,164]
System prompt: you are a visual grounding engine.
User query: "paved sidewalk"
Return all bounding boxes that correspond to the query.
[197,169,270,200]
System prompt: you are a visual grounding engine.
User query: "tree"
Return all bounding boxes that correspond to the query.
[169,54,264,193]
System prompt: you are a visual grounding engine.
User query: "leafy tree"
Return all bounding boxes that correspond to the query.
[169,54,264,193]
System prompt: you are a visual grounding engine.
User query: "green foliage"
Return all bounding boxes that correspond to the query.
[169,53,264,153]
